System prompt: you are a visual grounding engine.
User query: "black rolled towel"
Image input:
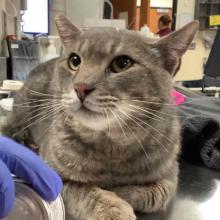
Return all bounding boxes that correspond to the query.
[181,116,220,168]
[201,130,220,169]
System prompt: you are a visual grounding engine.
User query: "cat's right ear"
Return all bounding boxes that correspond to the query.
[55,14,81,48]
[152,21,199,76]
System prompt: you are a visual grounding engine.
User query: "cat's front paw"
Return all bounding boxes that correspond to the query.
[89,192,136,220]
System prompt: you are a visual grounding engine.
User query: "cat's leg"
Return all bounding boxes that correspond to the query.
[111,176,177,213]
[62,182,136,220]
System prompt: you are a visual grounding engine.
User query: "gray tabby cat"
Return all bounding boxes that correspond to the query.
[4,15,198,220]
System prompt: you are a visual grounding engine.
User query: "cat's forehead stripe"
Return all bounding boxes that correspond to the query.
[79,39,90,54]
[105,40,124,54]
[77,38,124,56]
[105,40,115,54]
[75,41,82,52]
[113,43,124,54]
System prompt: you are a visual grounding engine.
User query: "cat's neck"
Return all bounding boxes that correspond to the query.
[63,118,138,149]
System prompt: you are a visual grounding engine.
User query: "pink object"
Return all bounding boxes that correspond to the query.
[157,28,172,37]
[171,90,185,106]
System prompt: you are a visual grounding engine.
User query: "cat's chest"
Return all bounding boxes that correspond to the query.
[41,133,150,186]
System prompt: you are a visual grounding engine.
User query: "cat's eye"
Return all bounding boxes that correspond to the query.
[110,55,134,73]
[68,53,81,70]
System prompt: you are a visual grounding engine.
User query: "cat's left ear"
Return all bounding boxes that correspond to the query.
[153,21,199,75]
[55,14,81,48]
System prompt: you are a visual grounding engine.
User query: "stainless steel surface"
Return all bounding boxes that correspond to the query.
[3,181,65,220]
[0,153,218,219]
[138,161,220,220]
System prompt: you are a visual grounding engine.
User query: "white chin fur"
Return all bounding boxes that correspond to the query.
[62,90,117,131]
[62,90,81,112]
[75,112,109,131]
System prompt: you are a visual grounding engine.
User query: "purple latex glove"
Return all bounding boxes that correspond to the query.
[0,136,63,218]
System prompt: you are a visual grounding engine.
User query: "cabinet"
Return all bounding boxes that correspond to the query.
[8,40,39,80]
[195,0,220,29]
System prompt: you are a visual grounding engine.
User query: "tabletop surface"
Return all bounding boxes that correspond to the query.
[138,161,220,220]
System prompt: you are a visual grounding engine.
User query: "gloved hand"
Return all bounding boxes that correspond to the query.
[0,136,63,218]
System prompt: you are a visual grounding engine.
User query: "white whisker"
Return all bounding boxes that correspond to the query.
[20,103,63,125]
[129,98,195,106]
[36,110,66,142]
[104,109,111,135]
[132,103,202,119]
[131,99,173,106]
[124,107,175,145]
[13,101,61,109]
[64,114,71,125]
[113,103,168,152]
[128,104,166,121]
[109,109,126,138]
[131,97,161,100]
[23,87,61,98]
[12,105,63,138]
[116,111,149,161]
[13,98,60,106]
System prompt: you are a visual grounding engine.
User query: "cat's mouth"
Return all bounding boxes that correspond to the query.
[77,104,102,117]
[80,100,107,114]
[79,105,96,114]
[74,104,110,131]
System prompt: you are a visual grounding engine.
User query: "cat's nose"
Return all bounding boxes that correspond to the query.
[74,83,95,101]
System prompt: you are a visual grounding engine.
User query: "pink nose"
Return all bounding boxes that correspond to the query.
[74,83,94,101]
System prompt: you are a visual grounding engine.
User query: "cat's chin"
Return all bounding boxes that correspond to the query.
[74,106,109,131]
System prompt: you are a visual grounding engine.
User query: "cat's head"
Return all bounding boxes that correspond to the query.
[54,14,198,131]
